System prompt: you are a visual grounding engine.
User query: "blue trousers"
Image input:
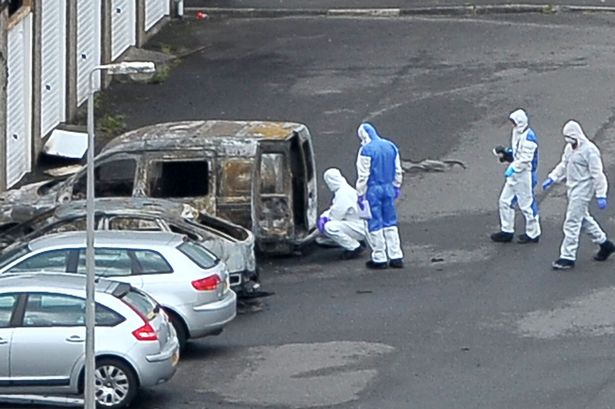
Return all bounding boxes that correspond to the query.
[366,183,397,233]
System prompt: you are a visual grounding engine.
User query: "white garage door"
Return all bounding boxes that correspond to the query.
[76,0,101,105]
[41,0,67,138]
[111,0,136,60]
[145,0,170,31]
[6,14,33,188]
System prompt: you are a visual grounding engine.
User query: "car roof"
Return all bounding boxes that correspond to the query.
[53,197,196,220]
[27,230,185,251]
[102,120,307,155]
[0,272,118,294]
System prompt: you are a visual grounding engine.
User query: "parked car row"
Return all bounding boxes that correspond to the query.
[0,230,237,350]
[0,230,237,407]
[0,120,320,407]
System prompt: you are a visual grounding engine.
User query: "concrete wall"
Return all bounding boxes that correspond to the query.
[30,0,42,159]
[65,0,78,123]
[0,5,7,191]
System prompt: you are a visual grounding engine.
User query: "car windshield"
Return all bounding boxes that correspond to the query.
[0,245,30,269]
[178,241,218,269]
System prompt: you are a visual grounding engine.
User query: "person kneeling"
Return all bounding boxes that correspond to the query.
[318,168,367,260]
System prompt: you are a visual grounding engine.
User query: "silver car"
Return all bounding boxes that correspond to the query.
[0,230,237,350]
[0,273,179,409]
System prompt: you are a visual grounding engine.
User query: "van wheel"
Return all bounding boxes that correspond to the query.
[94,358,138,409]
[166,310,188,352]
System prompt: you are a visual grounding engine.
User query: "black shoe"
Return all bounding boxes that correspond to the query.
[341,245,365,260]
[490,231,514,243]
[389,258,404,268]
[594,240,615,261]
[366,260,388,270]
[552,258,575,270]
[517,234,540,244]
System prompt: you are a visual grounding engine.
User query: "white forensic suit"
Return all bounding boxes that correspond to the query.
[498,109,541,239]
[546,121,609,261]
[320,168,366,251]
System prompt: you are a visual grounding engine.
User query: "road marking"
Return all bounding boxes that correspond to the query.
[0,395,82,407]
[327,8,401,17]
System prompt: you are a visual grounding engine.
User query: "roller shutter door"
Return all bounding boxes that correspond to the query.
[145,0,169,31]
[6,14,33,188]
[111,0,136,60]
[41,0,67,137]
[76,0,101,105]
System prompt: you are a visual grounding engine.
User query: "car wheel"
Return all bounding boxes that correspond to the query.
[94,358,138,409]
[166,310,188,352]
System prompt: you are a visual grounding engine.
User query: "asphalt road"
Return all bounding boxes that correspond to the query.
[7,11,615,409]
[186,0,615,9]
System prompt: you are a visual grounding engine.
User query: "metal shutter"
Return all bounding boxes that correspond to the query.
[6,14,33,188]
[145,0,169,31]
[76,0,102,105]
[41,0,67,137]
[111,0,136,60]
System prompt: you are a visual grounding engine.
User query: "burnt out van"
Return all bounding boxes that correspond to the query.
[1,121,318,254]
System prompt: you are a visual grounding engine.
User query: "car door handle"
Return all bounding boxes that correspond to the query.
[0,338,7,345]
[66,335,85,343]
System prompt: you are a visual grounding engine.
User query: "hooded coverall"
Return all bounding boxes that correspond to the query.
[320,168,367,251]
[498,109,541,239]
[547,121,609,261]
[356,123,404,263]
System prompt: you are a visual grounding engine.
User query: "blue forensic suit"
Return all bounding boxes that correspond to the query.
[356,123,404,263]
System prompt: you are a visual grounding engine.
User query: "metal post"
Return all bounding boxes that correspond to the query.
[84,67,99,409]
[82,62,154,409]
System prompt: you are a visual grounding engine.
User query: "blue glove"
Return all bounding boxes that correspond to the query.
[317,216,330,233]
[597,197,607,210]
[542,177,554,191]
[357,196,366,211]
[393,187,401,200]
[504,165,516,178]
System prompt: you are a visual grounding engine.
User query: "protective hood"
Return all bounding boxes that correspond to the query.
[509,109,528,133]
[324,168,349,192]
[357,122,381,146]
[562,120,589,145]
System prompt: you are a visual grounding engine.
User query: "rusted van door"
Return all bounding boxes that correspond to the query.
[253,142,293,253]
[290,130,318,236]
[216,157,254,230]
[141,151,218,216]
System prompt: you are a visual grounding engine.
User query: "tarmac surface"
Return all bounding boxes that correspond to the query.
[185,0,615,15]
[186,0,615,9]
[7,5,615,409]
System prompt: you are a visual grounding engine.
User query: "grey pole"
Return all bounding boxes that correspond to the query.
[83,62,155,409]
[84,66,100,409]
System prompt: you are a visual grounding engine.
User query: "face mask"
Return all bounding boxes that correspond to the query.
[564,136,577,145]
